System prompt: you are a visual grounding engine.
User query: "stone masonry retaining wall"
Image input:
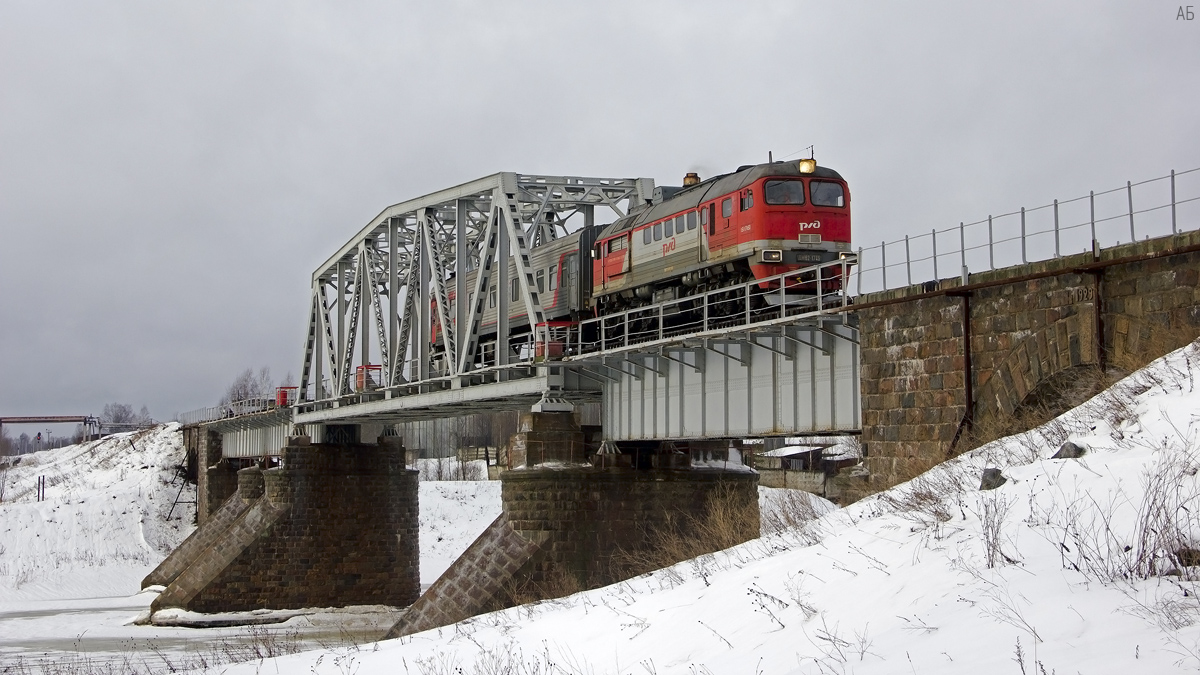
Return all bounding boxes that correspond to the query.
[856,229,1200,497]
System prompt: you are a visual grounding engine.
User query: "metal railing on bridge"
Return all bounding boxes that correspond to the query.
[851,167,1200,294]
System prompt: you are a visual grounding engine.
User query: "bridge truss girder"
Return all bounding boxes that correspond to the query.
[299,172,653,403]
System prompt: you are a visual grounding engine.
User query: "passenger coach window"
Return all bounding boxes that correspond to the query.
[686,211,697,230]
[765,180,805,205]
[810,181,845,207]
[721,198,732,218]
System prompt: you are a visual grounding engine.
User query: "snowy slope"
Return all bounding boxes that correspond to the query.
[0,424,194,602]
[220,343,1200,674]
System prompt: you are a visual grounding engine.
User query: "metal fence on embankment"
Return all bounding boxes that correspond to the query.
[850,167,1200,295]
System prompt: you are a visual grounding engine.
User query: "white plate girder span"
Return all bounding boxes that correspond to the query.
[600,323,860,441]
[221,423,291,459]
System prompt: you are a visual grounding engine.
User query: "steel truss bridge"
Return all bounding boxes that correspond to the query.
[191,170,859,455]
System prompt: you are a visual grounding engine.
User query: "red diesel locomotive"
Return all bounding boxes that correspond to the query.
[437,159,851,367]
[591,159,851,312]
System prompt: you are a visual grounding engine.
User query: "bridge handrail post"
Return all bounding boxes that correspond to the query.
[779,272,786,320]
[988,216,994,269]
[658,303,664,341]
[1127,180,1135,242]
[744,282,751,325]
[623,312,629,349]
[905,235,912,286]
[1020,208,1027,263]
[1054,199,1060,258]
[959,221,967,284]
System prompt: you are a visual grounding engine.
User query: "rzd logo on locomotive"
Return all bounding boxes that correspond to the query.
[799,220,821,230]
[662,239,676,255]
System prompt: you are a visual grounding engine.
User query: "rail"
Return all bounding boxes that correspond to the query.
[850,167,1200,294]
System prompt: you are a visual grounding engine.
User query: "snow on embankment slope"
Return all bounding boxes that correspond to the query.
[0,424,194,602]
[225,343,1200,674]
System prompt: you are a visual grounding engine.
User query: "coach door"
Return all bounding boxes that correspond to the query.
[564,252,580,311]
[700,203,715,262]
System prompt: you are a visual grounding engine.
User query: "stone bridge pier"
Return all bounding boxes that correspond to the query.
[145,435,420,614]
[386,410,759,638]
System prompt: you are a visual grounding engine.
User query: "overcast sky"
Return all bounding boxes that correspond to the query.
[1,1,1197,422]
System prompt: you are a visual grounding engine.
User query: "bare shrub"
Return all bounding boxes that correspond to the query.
[760,488,822,537]
[610,482,759,582]
[978,492,1017,568]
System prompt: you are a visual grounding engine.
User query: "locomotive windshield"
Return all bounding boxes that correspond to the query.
[810,180,845,207]
[764,180,805,205]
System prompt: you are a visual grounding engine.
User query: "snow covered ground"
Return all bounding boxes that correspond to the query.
[209,342,1200,674]
[14,339,1200,673]
[0,426,503,670]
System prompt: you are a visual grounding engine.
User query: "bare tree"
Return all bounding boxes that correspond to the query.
[102,403,136,424]
[220,367,274,405]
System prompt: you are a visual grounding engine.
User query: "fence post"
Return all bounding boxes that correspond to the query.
[1172,169,1178,235]
[1127,180,1135,242]
[856,247,863,296]
[905,235,912,286]
[881,241,887,289]
[959,221,968,284]
[988,216,994,269]
[1089,191,1097,254]
[1020,208,1027,263]
[932,228,939,279]
[1053,199,1060,258]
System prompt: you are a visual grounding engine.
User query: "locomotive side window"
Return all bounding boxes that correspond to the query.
[765,180,805,205]
[663,220,672,237]
[740,190,754,211]
[674,215,684,233]
[810,181,845,207]
[548,264,557,291]
[700,207,708,226]
[510,278,518,302]
[489,286,496,309]
[643,228,652,245]
[653,223,662,241]
[721,198,732,218]
[686,211,697,230]
[536,269,545,293]
[608,237,625,253]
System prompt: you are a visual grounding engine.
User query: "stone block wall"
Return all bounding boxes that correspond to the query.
[143,467,263,589]
[194,427,238,526]
[857,229,1200,495]
[388,465,759,638]
[152,440,420,614]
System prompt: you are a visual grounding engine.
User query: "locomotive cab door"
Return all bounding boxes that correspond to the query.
[699,204,714,262]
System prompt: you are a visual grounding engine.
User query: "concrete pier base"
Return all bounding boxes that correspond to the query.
[148,438,419,614]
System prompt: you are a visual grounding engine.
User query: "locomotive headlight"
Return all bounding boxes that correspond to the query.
[761,249,783,263]
[797,159,817,174]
